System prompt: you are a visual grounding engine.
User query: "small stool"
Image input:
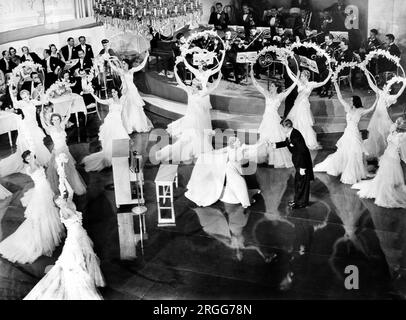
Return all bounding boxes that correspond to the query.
[154,164,179,227]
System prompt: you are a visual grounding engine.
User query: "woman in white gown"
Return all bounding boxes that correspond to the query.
[82,89,130,172]
[156,60,221,163]
[108,52,153,134]
[314,82,378,185]
[363,69,406,159]
[40,109,86,196]
[0,183,12,200]
[0,150,64,264]
[186,137,258,208]
[287,68,332,150]
[25,170,105,300]
[0,88,51,177]
[352,118,406,208]
[250,61,298,168]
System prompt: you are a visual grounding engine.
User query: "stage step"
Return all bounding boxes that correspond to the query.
[141,93,371,135]
[141,71,377,118]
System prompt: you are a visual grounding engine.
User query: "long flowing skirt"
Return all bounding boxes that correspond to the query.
[0,182,64,264]
[121,86,153,134]
[219,162,251,208]
[314,125,367,185]
[363,103,393,159]
[24,223,105,300]
[258,109,293,168]
[0,183,12,200]
[82,113,130,172]
[352,149,406,208]
[47,147,87,196]
[287,96,320,150]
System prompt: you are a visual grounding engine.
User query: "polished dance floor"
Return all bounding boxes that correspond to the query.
[0,110,405,300]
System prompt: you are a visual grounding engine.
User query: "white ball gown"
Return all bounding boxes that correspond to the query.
[120,72,153,134]
[0,167,64,264]
[82,100,130,172]
[287,83,321,150]
[257,96,293,168]
[0,102,51,177]
[24,205,105,300]
[352,128,406,208]
[363,93,395,158]
[0,183,12,200]
[314,108,368,185]
[46,129,87,196]
[185,145,251,208]
[157,91,213,163]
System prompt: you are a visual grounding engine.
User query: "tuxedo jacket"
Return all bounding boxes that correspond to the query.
[20,52,42,64]
[71,57,93,73]
[60,45,79,61]
[387,43,401,57]
[209,11,230,30]
[276,129,314,180]
[75,44,94,59]
[41,57,65,73]
[0,59,17,74]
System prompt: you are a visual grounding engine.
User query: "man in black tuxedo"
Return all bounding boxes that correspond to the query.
[21,46,42,64]
[382,34,401,73]
[273,119,314,209]
[209,2,230,31]
[76,36,94,60]
[42,49,65,89]
[60,37,78,62]
[71,49,92,75]
[239,4,256,39]
[0,50,17,75]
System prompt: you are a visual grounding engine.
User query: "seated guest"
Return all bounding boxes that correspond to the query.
[60,37,78,62]
[72,69,96,106]
[20,71,43,94]
[9,47,21,66]
[76,36,94,60]
[0,50,17,75]
[42,49,65,89]
[99,39,117,57]
[71,49,92,75]
[239,4,256,38]
[21,46,42,64]
[209,2,230,31]
[49,44,63,60]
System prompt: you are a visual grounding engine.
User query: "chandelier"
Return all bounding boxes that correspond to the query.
[94,0,203,36]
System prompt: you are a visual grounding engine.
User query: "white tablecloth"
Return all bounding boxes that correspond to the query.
[50,93,87,118]
[0,111,20,146]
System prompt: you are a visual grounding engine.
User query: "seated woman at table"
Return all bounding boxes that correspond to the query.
[40,105,87,196]
[60,70,76,87]
[81,87,130,172]
[0,88,51,178]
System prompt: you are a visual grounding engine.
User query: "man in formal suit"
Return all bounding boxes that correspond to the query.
[76,36,94,60]
[71,49,92,75]
[272,119,314,209]
[0,50,17,75]
[239,4,256,39]
[9,47,21,66]
[21,46,42,64]
[42,49,65,89]
[383,34,401,73]
[209,2,230,31]
[20,71,42,94]
[60,37,78,62]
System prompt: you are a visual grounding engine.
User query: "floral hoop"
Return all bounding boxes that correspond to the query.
[9,61,43,88]
[257,45,295,67]
[331,61,360,82]
[361,49,405,77]
[289,41,333,65]
[383,76,406,95]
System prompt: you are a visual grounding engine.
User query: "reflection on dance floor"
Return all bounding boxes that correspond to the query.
[0,126,405,300]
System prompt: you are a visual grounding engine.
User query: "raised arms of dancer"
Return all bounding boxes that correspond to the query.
[129,51,150,74]
[250,67,267,97]
[279,59,300,100]
[363,68,380,93]
[206,72,222,95]
[333,81,352,113]
[108,58,124,76]
[90,91,112,106]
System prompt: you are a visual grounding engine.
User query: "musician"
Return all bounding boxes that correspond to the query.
[319,10,333,34]
[226,37,246,84]
[291,0,312,11]
[239,4,256,39]
[263,7,283,38]
[382,34,401,73]
[209,2,230,31]
[321,33,338,57]
[318,34,337,97]
[357,29,382,75]
[292,9,308,40]
[325,0,346,31]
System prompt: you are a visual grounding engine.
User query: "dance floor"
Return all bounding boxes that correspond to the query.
[0,108,406,300]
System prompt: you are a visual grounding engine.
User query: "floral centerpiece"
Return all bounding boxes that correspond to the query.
[9,61,43,89]
[45,81,73,100]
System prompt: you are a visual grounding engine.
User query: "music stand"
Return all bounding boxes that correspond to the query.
[237,51,258,84]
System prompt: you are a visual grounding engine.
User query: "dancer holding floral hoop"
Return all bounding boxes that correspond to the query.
[286,42,333,150]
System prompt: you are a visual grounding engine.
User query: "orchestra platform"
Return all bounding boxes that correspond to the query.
[137,70,404,149]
